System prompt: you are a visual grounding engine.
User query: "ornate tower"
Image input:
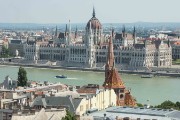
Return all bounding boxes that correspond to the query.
[103,36,136,106]
[58,24,68,44]
[133,26,136,46]
[65,24,68,36]
[122,25,128,47]
[122,25,126,38]
[55,26,58,38]
[75,26,78,39]
[85,7,102,46]
[103,36,126,106]
[68,20,71,45]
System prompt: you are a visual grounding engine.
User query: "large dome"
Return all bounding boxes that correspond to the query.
[86,8,102,29]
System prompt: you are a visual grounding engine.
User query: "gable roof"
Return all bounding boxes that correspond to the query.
[31,96,75,113]
[73,98,83,110]
[10,39,22,44]
[103,68,125,89]
[31,96,47,107]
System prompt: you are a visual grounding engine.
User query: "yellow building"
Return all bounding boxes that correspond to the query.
[76,84,116,116]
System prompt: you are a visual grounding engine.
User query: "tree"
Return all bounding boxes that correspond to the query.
[62,110,77,120]
[137,103,143,107]
[0,45,9,58]
[155,100,176,109]
[175,102,180,110]
[17,67,28,87]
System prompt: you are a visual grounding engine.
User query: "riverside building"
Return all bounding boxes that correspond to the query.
[23,8,172,69]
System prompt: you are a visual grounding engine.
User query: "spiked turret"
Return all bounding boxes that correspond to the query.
[65,24,68,36]
[103,36,136,106]
[103,36,125,89]
[55,26,58,38]
[122,25,126,38]
[75,26,78,39]
[133,26,136,45]
[92,6,96,17]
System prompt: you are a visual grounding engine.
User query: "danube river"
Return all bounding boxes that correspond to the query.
[0,65,180,105]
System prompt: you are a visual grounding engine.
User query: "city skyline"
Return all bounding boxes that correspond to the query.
[1,0,180,23]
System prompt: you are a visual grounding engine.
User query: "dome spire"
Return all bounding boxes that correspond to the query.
[92,6,95,17]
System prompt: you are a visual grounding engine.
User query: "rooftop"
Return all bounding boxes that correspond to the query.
[87,106,180,120]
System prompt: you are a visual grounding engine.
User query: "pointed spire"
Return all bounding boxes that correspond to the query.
[112,27,114,38]
[122,25,126,38]
[55,26,58,38]
[92,6,96,17]
[133,26,136,36]
[75,26,78,39]
[68,20,71,43]
[133,26,136,45]
[168,38,170,47]
[107,36,114,69]
[122,25,126,33]
[65,24,68,36]
[69,20,71,34]
[103,36,126,90]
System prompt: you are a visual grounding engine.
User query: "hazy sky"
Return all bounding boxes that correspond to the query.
[0,0,180,23]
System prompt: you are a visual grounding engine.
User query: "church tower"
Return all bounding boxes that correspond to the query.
[103,36,136,106]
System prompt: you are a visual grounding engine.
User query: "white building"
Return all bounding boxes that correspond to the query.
[23,8,172,69]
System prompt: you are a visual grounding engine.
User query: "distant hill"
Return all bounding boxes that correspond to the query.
[1,22,180,30]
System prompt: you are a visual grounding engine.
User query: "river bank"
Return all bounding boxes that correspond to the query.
[0,64,180,105]
[1,62,180,77]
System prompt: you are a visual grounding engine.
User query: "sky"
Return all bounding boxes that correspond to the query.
[0,0,180,23]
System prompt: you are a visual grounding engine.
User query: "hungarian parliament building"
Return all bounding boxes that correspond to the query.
[23,8,172,69]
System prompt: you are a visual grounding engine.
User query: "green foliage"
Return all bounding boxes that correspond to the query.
[154,100,180,110]
[172,59,180,65]
[137,103,143,107]
[175,102,180,110]
[17,67,28,87]
[138,101,180,110]
[62,110,77,120]
[156,100,175,109]
[0,45,10,58]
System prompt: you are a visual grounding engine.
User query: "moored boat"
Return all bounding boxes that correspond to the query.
[55,75,67,78]
[141,74,153,78]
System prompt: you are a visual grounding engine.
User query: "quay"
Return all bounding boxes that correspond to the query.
[1,62,180,77]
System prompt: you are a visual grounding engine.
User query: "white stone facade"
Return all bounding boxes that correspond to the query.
[23,9,172,69]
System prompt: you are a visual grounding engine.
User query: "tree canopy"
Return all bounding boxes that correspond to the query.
[155,100,180,110]
[138,100,180,110]
[17,67,28,87]
[0,45,10,58]
[62,110,77,120]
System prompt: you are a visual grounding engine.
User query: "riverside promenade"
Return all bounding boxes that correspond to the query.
[1,61,180,77]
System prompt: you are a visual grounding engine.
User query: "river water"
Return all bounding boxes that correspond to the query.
[0,65,180,105]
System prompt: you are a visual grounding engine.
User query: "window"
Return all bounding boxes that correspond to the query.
[90,104,93,108]
[120,94,124,99]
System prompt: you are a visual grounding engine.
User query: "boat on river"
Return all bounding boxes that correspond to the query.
[141,74,153,78]
[55,75,67,78]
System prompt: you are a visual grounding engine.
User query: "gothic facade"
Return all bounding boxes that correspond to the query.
[23,8,172,69]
